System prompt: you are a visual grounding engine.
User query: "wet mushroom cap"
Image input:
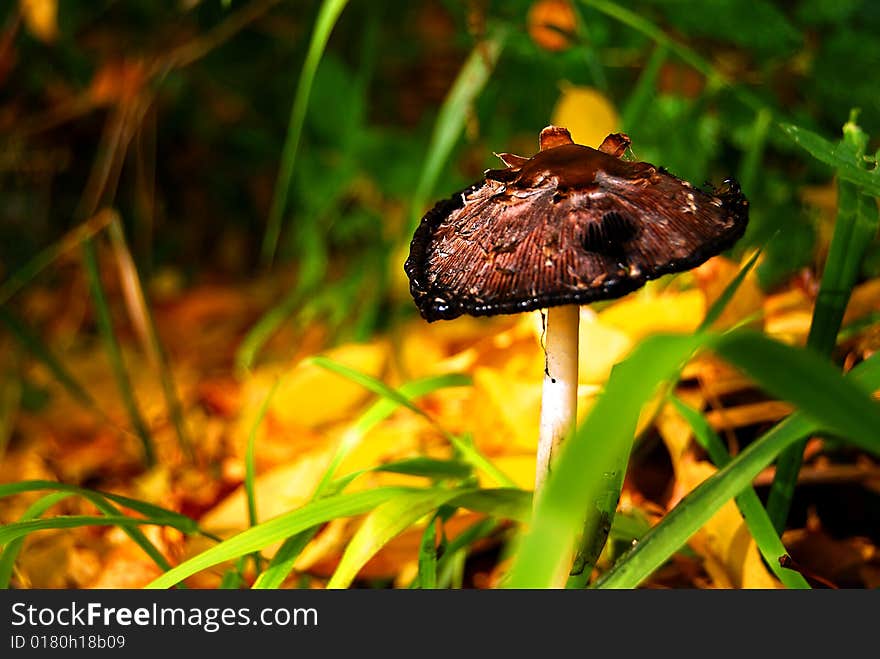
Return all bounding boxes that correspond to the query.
[404,128,749,322]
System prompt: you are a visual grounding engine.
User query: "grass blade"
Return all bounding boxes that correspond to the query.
[415,515,440,589]
[581,0,767,114]
[505,333,704,588]
[779,123,880,197]
[806,117,879,355]
[737,108,772,198]
[147,487,417,589]
[327,488,467,589]
[596,351,880,588]
[435,517,499,588]
[0,306,101,414]
[251,373,472,589]
[408,30,506,233]
[0,516,177,545]
[668,395,810,589]
[108,217,193,459]
[245,378,280,530]
[234,287,303,373]
[260,0,349,266]
[311,356,515,487]
[0,480,198,532]
[82,237,156,466]
[373,457,473,480]
[621,43,667,131]
[769,115,879,533]
[0,209,115,306]
[0,492,74,588]
[698,248,762,332]
[713,330,880,447]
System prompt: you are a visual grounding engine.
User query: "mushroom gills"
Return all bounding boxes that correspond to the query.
[580,210,639,255]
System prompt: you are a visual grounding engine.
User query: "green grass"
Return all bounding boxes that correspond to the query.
[260,0,350,267]
[82,237,156,466]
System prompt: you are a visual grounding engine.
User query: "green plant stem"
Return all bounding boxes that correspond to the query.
[408,29,506,233]
[82,237,156,467]
[260,0,349,267]
[669,395,809,589]
[768,115,879,533]
[108,217,193,460]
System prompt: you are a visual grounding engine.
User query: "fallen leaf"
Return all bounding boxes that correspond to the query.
[551,85,619,149]
[20,0,57,44]
[527,0,577,52]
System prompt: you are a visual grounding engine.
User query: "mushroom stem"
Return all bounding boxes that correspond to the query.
[535,303,580,496]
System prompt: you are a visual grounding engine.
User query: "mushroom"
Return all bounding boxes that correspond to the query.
[404,126,749,496]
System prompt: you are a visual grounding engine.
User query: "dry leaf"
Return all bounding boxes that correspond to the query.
[20,0,57,44]
[550,85,619,149]
[527,0,577,52]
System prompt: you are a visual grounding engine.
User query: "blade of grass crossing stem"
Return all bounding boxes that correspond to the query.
[697,248,762,332]
[408,31,506,233]
[0,210,115,306]
[260,0,349,266]
[669,395,810,588]
[770,119,879,530]
[0,492,74,588]
[509,330,880,588]
[506,333,705,588]
[82,238,155,466]
[596,349,880,588]
[147,487,419,588]
[251,373,473,589]
[108,218,193,459]
[0,306,101,414]
[310,356,516,487]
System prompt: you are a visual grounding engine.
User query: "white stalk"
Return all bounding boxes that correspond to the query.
[535,304,580,496]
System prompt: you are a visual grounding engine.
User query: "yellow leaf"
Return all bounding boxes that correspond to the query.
[551,86,619,148]
[691,255,764,330]
[270,342,387,428]
[527,0,577,52]
[20,0,57,43]
[577,309,633,384]
[658,405,780,589]
[197,452,333,539]
[477,454,536,490]
[472,366,543,453]
[599,288,705,342]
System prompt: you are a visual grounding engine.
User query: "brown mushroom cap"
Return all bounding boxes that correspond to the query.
[404,126,749,322]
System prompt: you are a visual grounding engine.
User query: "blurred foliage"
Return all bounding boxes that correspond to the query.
[1,0,879,338]
[2,0,880,591]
